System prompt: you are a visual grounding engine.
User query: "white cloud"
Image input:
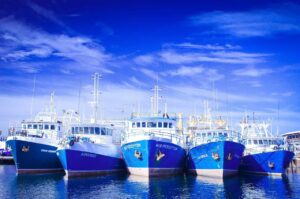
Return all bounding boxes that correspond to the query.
[159,50,267,65]
[0,17,112,73]
[134,54,155,65]
[190,3,300,37]
[247,80,263,88]
[232,66,274,77]
[162,66,204,77]
[164,42,241,50]
[139,68,158,80]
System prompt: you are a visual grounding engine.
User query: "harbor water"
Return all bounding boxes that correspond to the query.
[1,165,300,199]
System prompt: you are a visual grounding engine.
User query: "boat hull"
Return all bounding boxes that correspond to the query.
[57,143,126,177]
[121,139,186,177]
[6,139,63,174]
[187,141,245,177]
[239,150,294,176]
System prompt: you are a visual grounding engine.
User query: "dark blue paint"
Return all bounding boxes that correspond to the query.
[57,149,126,173]
[240,150,294,175]
[6,139,63,172]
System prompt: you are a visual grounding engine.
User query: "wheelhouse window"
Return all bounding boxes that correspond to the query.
[44,125,49,130]
[263,140,268,145]
[39,124,43,130]
[169,123,173,128]
[101,128,106,135]
[107,129,112,136]
[33,124,38,129]
[259,140,263,145]
[27,124,32,129]
[248,140,252,144]
[79,127,83,134]
[137,122,141,128]
[147,122,156,128]
[132,122,136,128]
[95,127,100,135]
[72,127,75,134]
[224,133,228,137]
[84,127,89,134]
[90,127,95,134]
[51,125,55,130]
[208,132,212,136]
[22,124,27,129]
[254,140,258,144]
[142,122,146,128]
[158,122,162,128]
[163,122,168,128]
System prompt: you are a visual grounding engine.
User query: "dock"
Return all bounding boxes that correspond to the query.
[0,156,14,165]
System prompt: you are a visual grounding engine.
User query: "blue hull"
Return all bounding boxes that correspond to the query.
[121,140,186,176]
[57,149,126,177]
[239,150,294,175]
[187,141,245,177]
[6,139,63,174]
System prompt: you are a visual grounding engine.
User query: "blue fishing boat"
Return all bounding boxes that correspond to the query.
[57,73,126,177]
[187,102,245,177]
[6,93,65,174]
[121,85,186,177]
[57,124,126,177]
[239,115,294,176]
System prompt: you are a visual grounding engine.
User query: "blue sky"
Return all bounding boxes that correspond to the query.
[0,0,300,134]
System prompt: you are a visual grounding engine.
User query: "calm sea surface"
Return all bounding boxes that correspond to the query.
[1,165,300,199]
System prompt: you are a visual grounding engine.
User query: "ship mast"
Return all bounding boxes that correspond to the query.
[90,73,101,124]
[151,85,161,116]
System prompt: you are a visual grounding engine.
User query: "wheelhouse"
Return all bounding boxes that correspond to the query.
[129,117,176,131]
[70,124,113,136]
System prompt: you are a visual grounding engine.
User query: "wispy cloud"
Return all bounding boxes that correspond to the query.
[0,17,112,74]
[163,42,241,50]
[162,66,204,77]
[232,66,274,77]
[190,3,300,37]
[159,50,267,65]
[27,1,65,28]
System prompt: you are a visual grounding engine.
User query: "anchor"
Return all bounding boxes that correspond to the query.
[156,150,165,161]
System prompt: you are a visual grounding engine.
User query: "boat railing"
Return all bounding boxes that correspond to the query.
[123,130,184,145]
[9,129,60,142]
[191,135,239,147]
